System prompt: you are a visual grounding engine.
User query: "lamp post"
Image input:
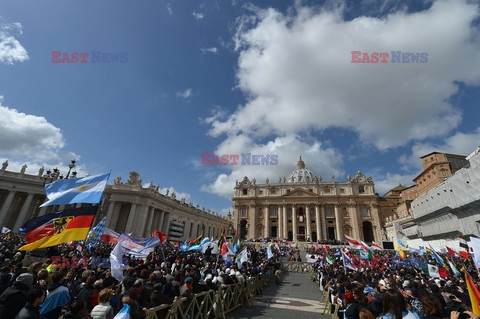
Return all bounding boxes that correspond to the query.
[65,160,76,179]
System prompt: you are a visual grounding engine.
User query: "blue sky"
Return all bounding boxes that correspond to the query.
[1,0,479,215]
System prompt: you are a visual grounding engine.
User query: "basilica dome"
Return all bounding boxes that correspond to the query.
[287,157,318,183]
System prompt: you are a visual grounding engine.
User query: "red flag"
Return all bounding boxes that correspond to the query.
[221,242,228,256]
[152,230,167,243]
[460,251,469,259]
[439,267,450,278]
[345,235,363,249]
[446,246,458,257]
[314,243,319,252]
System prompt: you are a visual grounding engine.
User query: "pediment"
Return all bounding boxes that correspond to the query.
[282,188,318,197]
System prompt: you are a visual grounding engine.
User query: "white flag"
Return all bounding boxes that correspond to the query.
[427,264,440,278]
[469,237,480,270]
[236,248,248,269]
[1,227,11,234]
[110,242,125,281]
[210,240,219,255]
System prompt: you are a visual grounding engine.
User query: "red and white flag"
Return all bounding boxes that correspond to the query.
[446,246,459,257]
[371,242,383,250]
[101,228,119,244]
[345,235,363,249]
[360,241,371,251]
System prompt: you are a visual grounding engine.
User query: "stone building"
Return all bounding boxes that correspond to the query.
[0,162,231,240]
[403,147,480,240]
[232,157,382,242]
[381,151,471,242]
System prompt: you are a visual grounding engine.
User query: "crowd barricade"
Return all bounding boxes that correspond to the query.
[146,274,269,319]
[280,261,313,273]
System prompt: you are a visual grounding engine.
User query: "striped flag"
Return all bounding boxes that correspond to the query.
[465,268,480,316]
[345,235,362,249]
[446,246,459,257]
[114,304,130,319]
[371,242,383,250]
[40,173,110,207]
[459,235,470,259]
[101,228,119,244]
[342,252,355,270]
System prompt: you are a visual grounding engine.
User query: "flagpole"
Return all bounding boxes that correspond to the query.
[342,252,346,275]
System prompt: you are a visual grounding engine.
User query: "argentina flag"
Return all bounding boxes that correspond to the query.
[40,173,110,207]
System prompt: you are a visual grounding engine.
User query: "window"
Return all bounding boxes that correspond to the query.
[326,207,334,218]
[361,207,369,217]
[242,188,248,195]
[241,207,247,218]
[259,190,263,195]
[271,189,277,194]
[358,185,365,193]
[324,187,331,194]
[340,188,345,194]
[309,189,313,193]
[270,207,277,218]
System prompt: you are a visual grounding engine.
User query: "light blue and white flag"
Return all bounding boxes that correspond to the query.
[40,173,110,207]
[267,244,273,259]
[188,244,202,251]
[86,217,106,248]
[39,285,70,315]
[180,242,189,252]
[114,304,130,319]
[200,237,211,253]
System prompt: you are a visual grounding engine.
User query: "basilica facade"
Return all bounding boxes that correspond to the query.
[232,157,382,242]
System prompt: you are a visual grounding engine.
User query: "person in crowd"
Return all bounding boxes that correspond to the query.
[15,287,45,319]
[0,273,34,319]
[90,288,114,319]
[40,271,70,319]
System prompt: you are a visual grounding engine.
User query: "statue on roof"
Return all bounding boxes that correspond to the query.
[127,171,142,186]
[1,160,7,171]
[38,166,44,176]
[114,176,122,185]
[20,164,27,174]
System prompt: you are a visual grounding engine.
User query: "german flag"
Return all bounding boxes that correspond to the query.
[19,206,97,251]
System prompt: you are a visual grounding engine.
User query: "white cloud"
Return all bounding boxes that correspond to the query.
[208,0,480,150]
[0,97,88,177]
[166,3,173,16]
[192,11,205,20]
[0,21,28,64]
[176,88,193,99]
[201,134,344,198]
[399,127,480,170]
[159,187,191,202]
[201,47,218,54]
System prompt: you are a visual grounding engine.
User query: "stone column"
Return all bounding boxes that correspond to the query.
[249,205,256,239]
[371,204,382,243]
[334,205,344,240]
[106,201,120,229]
[158,211,166,233]
[282,206,287,238]
[264,206,269,238]
[136,205,150,237]
[306,205,312,241]
[321,205,327,239]
[292,204,297,241]
[162,211,170,233]
[350,204,361,239]
[144,207,155,236]
[0,191,16,226]
[278,205,283,239]
[14,193,35,231]
[125,203,137,233]
[315,205,321,241]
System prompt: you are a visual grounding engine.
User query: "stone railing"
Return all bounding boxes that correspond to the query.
[146,273,271,319]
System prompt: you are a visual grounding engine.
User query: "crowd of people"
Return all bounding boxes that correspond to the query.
[0,233,283,319]
[311,247,480,319]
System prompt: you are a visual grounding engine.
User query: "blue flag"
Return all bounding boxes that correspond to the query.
[40,173,110,207]
[180,242,189,252]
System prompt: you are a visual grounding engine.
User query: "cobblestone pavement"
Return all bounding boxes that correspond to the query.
[228,271,330,319]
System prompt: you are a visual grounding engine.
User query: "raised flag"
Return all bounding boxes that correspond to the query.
[180,242,189,252]
[345,235,363,249]
[470,237,480,269]
[267,244,273,259]
[19,206,97,250]
[1,227,11,234]
[371,242,383,250]
[360,241,371,251]
[428,264,440,278]
[236,247,248,268]
[459,235,469,250]
[326,255,334,265]
[343,252,355,270]
[152,230,167,243]
[189,235,203,245]
[114,304,131,319]
[465,268,480,316]
[448,260,461,277]
[110,241,126,281]
[40,173,110,207]
[101,228,120,244]
[439,267,450,278]
[446,246,459,257]
[396,245,406,259]
[429,244,445,266]
[86,216,106,248]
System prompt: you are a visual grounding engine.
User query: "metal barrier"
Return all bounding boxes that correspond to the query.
[146,275,269,319]
[281,261,313,273]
